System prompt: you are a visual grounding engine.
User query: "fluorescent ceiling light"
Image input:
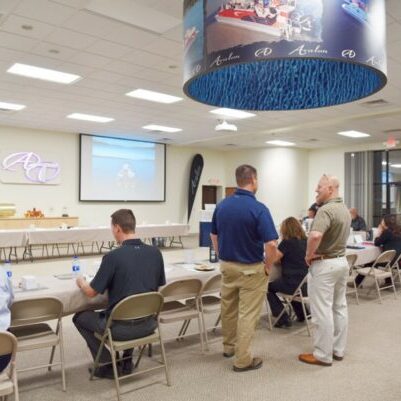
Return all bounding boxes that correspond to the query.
[266,140,295,147]
[126,89,183,104]
[142,124,182,133]
[210,108,256,119]
[215,120,238,132]
[391,164,401,168]
[67,113,114,123]
[337,130,370,138]
[7,63,81,84]
[0,101,26,111]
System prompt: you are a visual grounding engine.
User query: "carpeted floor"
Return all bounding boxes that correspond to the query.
[8,238,401,401]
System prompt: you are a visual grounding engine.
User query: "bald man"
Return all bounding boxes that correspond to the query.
[350,208,367,231]
[299,175,351,366]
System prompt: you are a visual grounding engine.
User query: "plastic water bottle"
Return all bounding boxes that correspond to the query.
[4,260,12,279]
[209,245,218,263]
[72,256,81,277]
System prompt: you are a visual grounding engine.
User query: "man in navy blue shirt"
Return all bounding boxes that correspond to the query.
[73,209,165,379]
[211,165,278,372]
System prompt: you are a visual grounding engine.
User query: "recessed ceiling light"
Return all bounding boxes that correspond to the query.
[67,113,114,123]
[142,124,182,133]
[266,140,295,147]
[126,89,183,104]
[337,130,370,138]
[7,63,81,84]
[21,24,33,30]
[0,101,26,111]
[391,164,401,168]
[210,108,256,119]
[49,49,60,54]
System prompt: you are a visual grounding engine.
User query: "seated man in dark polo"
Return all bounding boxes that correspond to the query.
[73,209,166,379]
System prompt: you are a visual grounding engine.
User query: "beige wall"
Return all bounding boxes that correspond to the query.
[0,126,226,233]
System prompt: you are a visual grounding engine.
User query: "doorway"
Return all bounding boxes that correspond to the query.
[202,186,217,210]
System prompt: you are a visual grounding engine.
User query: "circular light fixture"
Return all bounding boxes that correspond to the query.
[21,24,33,30]
[183,0,387,111]
[49,49,60,54]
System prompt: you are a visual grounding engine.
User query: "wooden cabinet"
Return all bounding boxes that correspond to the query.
[0,217,79,229]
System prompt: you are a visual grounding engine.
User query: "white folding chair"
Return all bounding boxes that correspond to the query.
[270,275,311,336]
[159,278,205,352]
[346,254,359,304]
[356,250,397,303]
[9,297,66,391]
[92,292,170,401]
[0,331,19,401]
[390,253,401,287]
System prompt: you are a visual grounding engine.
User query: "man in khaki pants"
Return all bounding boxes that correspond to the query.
[299,175,351,366]
[211,165,278,372]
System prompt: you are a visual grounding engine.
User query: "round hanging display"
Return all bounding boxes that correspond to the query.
[183,0,387,110]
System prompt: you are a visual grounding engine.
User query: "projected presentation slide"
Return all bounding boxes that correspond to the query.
[80,134,166,201]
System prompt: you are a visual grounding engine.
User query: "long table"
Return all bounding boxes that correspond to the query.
[14,261,217,315]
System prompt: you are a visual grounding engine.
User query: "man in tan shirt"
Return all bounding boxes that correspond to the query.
[299,175,351,366]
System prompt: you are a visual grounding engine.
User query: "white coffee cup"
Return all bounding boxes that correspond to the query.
[21,275,38,290]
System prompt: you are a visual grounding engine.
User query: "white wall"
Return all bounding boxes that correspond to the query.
[308,142,390,205]
[224,147,310,225]
[0,126,226,233]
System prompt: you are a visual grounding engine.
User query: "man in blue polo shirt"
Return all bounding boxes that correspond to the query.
[211,165,278,372]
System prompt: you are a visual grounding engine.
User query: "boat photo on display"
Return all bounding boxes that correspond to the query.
[184,0,204,74]
[341,0,369,25]
[206,0,323,53]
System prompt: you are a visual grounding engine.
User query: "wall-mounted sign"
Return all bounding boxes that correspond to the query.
[0,151,61,185]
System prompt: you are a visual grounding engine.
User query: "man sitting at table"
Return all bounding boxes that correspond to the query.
[350,208,367,232]
[73,209,166,379]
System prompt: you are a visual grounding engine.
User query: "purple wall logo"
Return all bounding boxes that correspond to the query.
[2,152,60,183]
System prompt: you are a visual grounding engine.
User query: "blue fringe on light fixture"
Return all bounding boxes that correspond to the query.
[186,58,384,111]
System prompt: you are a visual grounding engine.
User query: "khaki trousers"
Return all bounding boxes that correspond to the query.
[220,261,268,368]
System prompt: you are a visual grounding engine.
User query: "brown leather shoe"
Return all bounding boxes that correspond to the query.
[233,357,263,372]
[298,353,332,366]
[333,354,343,361]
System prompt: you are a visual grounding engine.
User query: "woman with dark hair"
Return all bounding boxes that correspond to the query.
[354,214,401,287]
[267,217,309,328]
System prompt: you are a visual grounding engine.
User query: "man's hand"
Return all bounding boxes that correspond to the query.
[76,276,98,298]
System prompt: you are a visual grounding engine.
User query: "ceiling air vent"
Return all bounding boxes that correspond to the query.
[359,99,390,108]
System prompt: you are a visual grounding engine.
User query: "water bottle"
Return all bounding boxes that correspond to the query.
[72,255,81,277]
[4,260,12,279]
[209,245,218,263]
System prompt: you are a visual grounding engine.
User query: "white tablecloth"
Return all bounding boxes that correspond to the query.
[0,229,28,248]
[346,244,381,266]
[23,224,190,246]
[14,261,218,315]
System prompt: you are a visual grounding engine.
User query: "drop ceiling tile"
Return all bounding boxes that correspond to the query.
[68,51,112,68]
[15,0,77,25]
[0,15,56,40]
[87,70,125,84]
[85,39,131,59]
[30,42,79,61]
[0,31,37,51]
[103,59,143,76]
[45,27,97,50]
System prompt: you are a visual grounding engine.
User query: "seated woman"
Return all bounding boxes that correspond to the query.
[355,214,401,287]
[267,217,309,328]
[0,264,14,373]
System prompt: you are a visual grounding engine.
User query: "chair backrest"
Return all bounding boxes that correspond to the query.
[372,250,396,269]
[201,273,221,296]
[346,254,358,275]
[0,331,17,358]
[160,278,203,302]
[293,274,308,297]
[392,253,401,269]
[110,292,163,322]
[11,297,63,327]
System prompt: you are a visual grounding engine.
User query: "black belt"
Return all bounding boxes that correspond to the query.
[114,316,154,326]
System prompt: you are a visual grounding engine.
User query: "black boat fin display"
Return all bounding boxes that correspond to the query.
[187,154,204,223]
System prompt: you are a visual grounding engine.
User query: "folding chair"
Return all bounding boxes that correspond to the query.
[346,254,359,304]
[9,297,66,391]
[159,278,205,352]
[0,331,19,401]
[91,292,170,401]
[356,250,397,303]
[270,275,311,336]
[180,273,222,349]
[390,253,401,287]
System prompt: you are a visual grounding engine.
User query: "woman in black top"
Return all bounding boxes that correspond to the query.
[355,214,401,286]
[267,217,309,328]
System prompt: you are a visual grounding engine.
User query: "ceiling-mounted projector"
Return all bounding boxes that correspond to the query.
[215,120,238,132]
